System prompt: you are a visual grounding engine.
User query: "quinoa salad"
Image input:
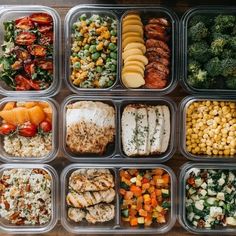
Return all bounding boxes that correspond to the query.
[0,168,52,225]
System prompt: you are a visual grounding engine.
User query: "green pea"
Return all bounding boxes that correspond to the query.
[108,43,116,51]
[72,53,78,57]
[109,64,116,72]
[110,30,117,36]
[79,14,87,21]
[106,58,111,62]
[92,52,100,60]
[84,50,90,57]
[110,52,117,59]
[73,62,81,69]
[89,45,97,53]
[84,44,90,50]
[96,66,103,73]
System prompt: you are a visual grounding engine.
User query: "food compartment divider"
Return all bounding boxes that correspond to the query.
[179,96,236,161]
[60,163,177,234]
[64,5,178,95]
[61,95,177,163]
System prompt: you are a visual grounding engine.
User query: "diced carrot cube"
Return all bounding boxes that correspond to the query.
[139,209,148,217]
[130,217,138,226]
[153,168,164,176]
[124,191,134,200]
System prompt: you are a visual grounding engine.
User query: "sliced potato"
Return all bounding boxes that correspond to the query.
[123,36,144,48]
[124,60,145,70]
[122,32,142,41]
[124,42,146,54]
[122,25,143,35]
[123,14,141,22]
[124,55,148,65]
[122,65,144,76]
[122,48,143,60]
[122,72,145,88]
[122,19,143,27]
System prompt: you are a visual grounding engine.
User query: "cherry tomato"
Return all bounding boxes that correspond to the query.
[19,123,37,137]
[39,120,52,132]
[38,25,52,33]
[0,124,16,135]
[15,16,34,30]
[27,45,46,57]
[39,31,53,45]
[24,62,35,76]
[37,60,53,70]
[30,13,52,25]
[15,32,36,46]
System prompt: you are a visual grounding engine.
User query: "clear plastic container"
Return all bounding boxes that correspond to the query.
[0,163,58,234]
[179,96,236,161]
[180,6,236,95]
[179,162,236,234]
[61,95,176,163]
[0,97,59,163]
[61,163,176,234]
[64,5,178,96]
[0,5,61,97]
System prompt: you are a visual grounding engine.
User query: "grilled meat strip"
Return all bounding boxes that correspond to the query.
[145,61,170,76]
[145,39,170,52]
[148,18,171,27]
[66,188,115,208]
[69,168,114,192]
[68,207,85,222]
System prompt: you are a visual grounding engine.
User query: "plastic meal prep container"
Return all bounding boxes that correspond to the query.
[179,162,236,234]
[0,163,58,234]
[0,5,61,97]
[0,97,59,163]
[61,163,177,234]
[180,6,236,95]
[64,5,178,95]
[61,95,176,163]
[179,96,236,161]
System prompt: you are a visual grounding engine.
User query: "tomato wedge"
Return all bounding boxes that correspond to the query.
[24,62,35,76]
[0,124,16,135]
[28,45,46,57]
[30,13,52,25]
[15,74,40,90]
[19,123,37,137]
[15,32,36,46]
[39,31,53,45]
[37,60,53,70]
[39,120,52,132]
[15,16,34,30]
[38,25,53,33]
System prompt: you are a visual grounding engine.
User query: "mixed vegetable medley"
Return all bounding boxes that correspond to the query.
[187,14,236,90]
[120,168,171,227]
[185,100,236,157]
[0,13,54,91]
[186,168,236,228]
[70,14,117,88]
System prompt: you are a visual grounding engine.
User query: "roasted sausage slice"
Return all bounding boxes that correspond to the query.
[145,61,170,76]
[146,39,170,52]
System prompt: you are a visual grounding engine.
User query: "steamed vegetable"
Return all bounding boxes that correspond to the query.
[187,14,236,90]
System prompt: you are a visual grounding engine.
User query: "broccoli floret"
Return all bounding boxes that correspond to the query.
[188,59,201,74]
[213,15,235,33]
[189,15,212,27]
[188,22,208,42]
[221,49,235,59]
[210,37,228,56]
[226,77,236,89]
[188,41,211,63]
[221,58,236,77]
[205,57,222,77]
[229,36,236,50]
[188,69,208,88]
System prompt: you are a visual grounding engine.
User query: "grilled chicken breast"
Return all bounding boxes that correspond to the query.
[68,208,85,222]
[66,188,115,208]
[69,168,114,192]
[85,203,115,224]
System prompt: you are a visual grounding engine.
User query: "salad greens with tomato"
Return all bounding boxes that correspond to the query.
[0,13,54,91]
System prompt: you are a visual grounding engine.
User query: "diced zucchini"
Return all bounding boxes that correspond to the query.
[162,189,169,198]
[194,214,200,220]
[229,172,235,182]
[208,188,217,196]
[130,177,136,183]
[207,197,216,205]
[188,187,196,195]
[200,189,207,197]
[121,209,129,218]
[218,201,225,207]
[162,201,171,209]
[201,182,207,189]
[195,177,203,187]
[218,178,225,186]
[137,217,145,224]
[187,212,195,222]
[193,220,198,227]
[120,182,129,190]
[195,200,204,211]
[216,192,225,201]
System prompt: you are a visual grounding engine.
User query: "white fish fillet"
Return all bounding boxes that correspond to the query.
[160,105,170,153]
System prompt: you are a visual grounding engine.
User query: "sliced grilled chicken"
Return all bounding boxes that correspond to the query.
[69,168,114,192]
[85,203,115,224]
[68,207,85,222]
[136,107,148,155]
[160,105,170,153]
[121,105,138,156]
[150,106,164,154]
[66,188,115,208]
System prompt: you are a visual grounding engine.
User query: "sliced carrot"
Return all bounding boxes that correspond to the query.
[139,209,148,217]
[124,191,134,200]
[156,189,162,196]
[151,198,158,208]
[130,217,138,226]
[120,170,132,180]
[142,183,150,190]
[144,204,152,212]
[130,185,142,197]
